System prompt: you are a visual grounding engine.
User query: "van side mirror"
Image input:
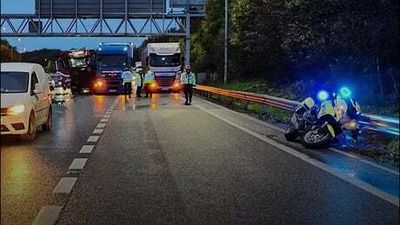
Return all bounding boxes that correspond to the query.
[33,83,43,95]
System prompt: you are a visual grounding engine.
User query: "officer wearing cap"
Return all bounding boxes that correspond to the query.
[180,65,196,105]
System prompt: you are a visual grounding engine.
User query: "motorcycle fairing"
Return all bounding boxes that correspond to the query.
[317,101,335,119]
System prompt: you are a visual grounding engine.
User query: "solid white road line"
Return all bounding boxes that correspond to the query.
[195,104,400,207]
[100,118,109,123]
[79,145,94,154]
[32,206,63,225]
[328,147,400,176]
[93,129,104,134]
[68,158,88,170]
[87,136,100,142]
[53,177,78,194]
[197,96,400,176]
[96,123,106,129]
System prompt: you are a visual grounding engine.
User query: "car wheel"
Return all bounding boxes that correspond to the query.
[21,112,37,141]
[42,106,52,131]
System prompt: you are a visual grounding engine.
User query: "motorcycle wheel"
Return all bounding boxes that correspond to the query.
[301,125,332,148]
[284,126,298,141]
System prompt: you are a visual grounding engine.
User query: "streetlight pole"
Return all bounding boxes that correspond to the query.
[224,0,228,84]
[185,0,191,66]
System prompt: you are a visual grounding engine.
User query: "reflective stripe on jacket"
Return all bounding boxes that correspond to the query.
[180,72,196,85]
[144,71,155,84]
[122,71,134,83]
[135,72,143,87]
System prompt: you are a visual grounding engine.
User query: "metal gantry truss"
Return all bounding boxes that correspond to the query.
[0,13,205,37]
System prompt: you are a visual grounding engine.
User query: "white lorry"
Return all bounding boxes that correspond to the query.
[141,42,182,92]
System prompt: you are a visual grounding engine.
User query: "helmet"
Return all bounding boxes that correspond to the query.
[185,65,191,70]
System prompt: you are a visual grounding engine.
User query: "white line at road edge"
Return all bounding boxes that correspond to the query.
[195,104,399,207]
[197,97,400,176]
[32,206,63,225]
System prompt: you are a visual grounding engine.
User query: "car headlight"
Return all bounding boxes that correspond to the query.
[7,104,25,115]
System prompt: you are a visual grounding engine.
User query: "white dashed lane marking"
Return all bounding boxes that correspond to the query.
[68,158,88,170]
[96,123,106,129]
[79,145,94,154]
[93,129,104,134]
[87,136,100,142]
[100,118,108,122]
[32,206,63,225]
[53,177,78,194]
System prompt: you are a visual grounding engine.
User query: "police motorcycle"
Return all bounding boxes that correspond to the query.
[285,87,362,148]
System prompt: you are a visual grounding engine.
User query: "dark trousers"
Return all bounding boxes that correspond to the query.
[183,84,193,103]
[124,82,132,96]
[136,86,142,97]
[144,84,152,97]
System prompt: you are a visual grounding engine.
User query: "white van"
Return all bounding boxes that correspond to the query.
[1,63,52,141]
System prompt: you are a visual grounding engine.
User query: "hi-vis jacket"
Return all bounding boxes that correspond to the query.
[122,71,134,84]
[180,72,196,85]
[144,70,155,85]
[135,72,143,87]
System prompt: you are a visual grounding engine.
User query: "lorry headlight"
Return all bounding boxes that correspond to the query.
[8,104,25,115]
[94,80,104,87]
[172,81,181,89]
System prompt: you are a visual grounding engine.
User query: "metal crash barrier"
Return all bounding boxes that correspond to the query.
[194,85,399,136]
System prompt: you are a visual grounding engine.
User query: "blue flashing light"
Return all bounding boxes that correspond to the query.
[317,90,329,101]
[124,47,128,51]
[340,87,351,98]
[98,47,102,51]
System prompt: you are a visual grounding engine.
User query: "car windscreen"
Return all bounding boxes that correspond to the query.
[96,55,127,68]
[149,54,180,67]
[0,72,29,93]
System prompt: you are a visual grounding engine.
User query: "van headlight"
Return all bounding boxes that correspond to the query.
[7,104,25,115]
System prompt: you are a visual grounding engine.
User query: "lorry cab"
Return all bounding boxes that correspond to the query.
[94,42,134,94]
[141,42,182,92]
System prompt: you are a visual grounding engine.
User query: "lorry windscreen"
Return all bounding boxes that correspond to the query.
[70,57,89,68]
[97,55,127,67]
[150,54,180,67]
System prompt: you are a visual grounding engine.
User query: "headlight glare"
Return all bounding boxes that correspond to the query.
[8,104,25,115]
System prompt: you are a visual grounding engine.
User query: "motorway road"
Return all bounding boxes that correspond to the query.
[1,94,399,225]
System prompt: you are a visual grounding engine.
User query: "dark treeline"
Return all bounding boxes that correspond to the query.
[191,0,400,99]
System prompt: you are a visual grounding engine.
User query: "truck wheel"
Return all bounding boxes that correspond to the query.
[21,112,37,141]
[42,106,52,131]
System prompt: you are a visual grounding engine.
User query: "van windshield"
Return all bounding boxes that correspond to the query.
[0,72,29,93]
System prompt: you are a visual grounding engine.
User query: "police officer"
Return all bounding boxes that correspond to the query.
[135,67,144,97]
[122,67,134,98]
[143,66,155,98]
[180,65,196,105]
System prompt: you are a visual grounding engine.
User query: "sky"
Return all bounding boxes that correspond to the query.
[0,0,152,51]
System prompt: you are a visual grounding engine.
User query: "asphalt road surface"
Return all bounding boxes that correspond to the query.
[1,94,399,225]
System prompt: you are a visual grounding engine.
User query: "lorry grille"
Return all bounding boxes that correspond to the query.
[155,76,175,87]
[102,72,121,77]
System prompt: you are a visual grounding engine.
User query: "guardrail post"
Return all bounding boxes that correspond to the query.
[260,104,269,120]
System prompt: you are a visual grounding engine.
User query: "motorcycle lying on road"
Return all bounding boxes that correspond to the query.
[285,89,362,148]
